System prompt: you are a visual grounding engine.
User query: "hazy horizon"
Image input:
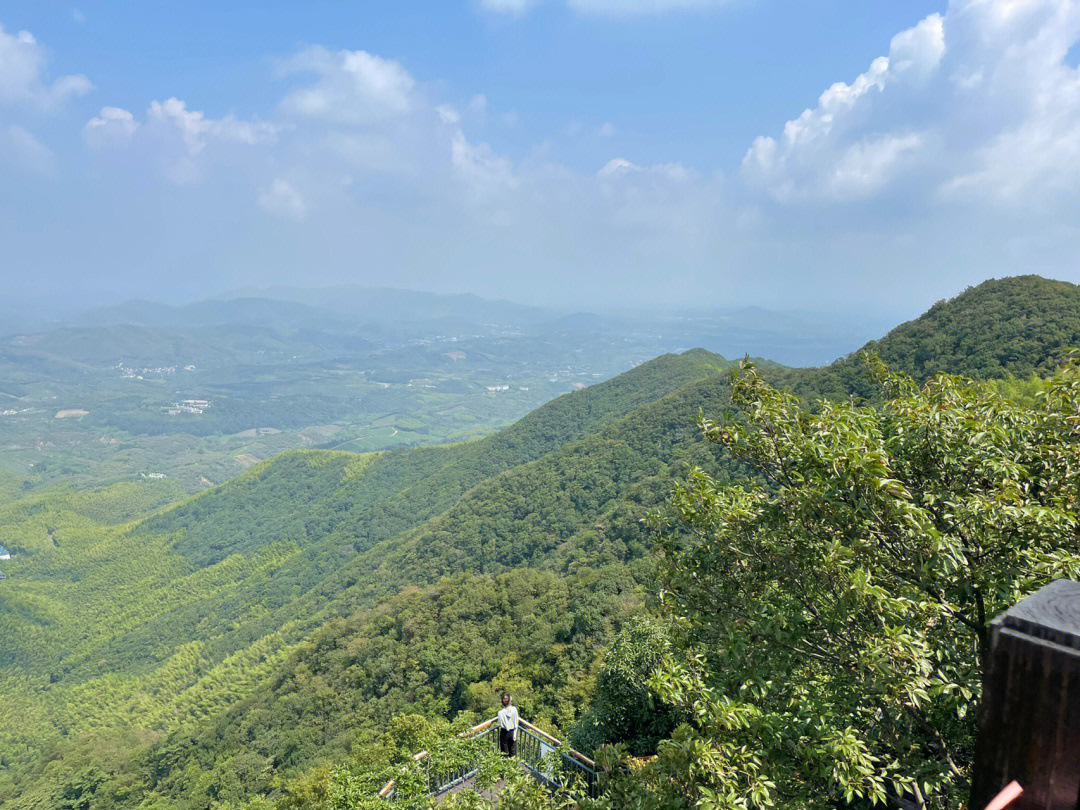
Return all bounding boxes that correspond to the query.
[1,277,912,346]
[4,1,1080,316]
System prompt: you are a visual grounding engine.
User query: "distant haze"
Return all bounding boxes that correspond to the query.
[3,2,1079,316]
[1,285,897,368]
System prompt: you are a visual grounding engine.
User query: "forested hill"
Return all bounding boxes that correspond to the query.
[869,275,1080,379]
[135,348,729,568]
[0,348,735,808]
[777,275,1080,400]
[3,276,1080,809]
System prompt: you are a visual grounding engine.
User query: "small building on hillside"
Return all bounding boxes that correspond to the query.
[0,545,10,560]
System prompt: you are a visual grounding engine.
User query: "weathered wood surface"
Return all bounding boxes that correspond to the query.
[972,579,1080,810]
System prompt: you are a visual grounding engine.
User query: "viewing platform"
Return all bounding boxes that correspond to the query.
[376,581,1080,810]
[378,717,599,803]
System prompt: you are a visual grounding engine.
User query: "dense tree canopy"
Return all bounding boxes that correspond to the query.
[0,350,734,809]
[311,354,1080,810]
[571,618,683,757]
[648,356,1080,809]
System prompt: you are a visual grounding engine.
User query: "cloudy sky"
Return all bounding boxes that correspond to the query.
[2,0,1079,316]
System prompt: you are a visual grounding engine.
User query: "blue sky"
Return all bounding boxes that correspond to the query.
[2,0,1079,317]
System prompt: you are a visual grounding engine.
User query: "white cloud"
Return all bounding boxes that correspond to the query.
[0,24,91,108]
[1,124,56,175]
[436,104,460,124]
[254,43,728,284]
[592,160,705,237]
[82,98,277,185]
[147,97,278,154]
[278,46,415,125]
[258,178,307,221]
[451,130,517,199]
[939,0,1080,202]
[742,54,895,200]
[598,157,639,177]
[598,157,690,183]
[83,106,139,146]
[742,1,1080,205]
[34,3,1080,313]
[825,133,923,200]
[888,13,945,81]
[321,131,419,176]
[71,8,86,23]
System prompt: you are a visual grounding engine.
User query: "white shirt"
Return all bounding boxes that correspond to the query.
[497,705,519,739]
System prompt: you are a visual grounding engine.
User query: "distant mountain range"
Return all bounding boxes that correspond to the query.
[222,285,557,328]
[66,297,359,333]
[4,284,907,368]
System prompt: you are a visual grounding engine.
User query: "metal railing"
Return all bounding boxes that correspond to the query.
[378,716,600,801]
[517,718,599,798]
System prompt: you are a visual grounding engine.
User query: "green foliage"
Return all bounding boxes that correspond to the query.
[308,715,525,810]
[323,718,595,810]
[650,356,1080,809]
[986,372,1048,406]
[866,276,1080,380]
[573,618,683,756]
[132,568,634,808]
[0,349,732,809]
[770,275,1080,403]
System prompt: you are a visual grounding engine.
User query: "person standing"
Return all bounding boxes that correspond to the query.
[497,693,518,757]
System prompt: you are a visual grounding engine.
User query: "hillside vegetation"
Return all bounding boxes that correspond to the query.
[869,275,1080,379]
[774,275,1080,402]
[2,276,1079,809]
[0,350,734,807]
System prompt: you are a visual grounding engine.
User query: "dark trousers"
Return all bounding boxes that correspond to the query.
[499,727,517,757]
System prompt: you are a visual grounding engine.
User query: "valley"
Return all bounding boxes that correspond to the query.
[0,290,884,494]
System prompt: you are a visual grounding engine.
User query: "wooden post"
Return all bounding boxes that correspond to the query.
[971,579,1080,810]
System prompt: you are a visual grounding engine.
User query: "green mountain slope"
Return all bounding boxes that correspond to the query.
[774,275,1080,401]
[869,275,1080,379]
[0,349,732,807]
[4,276,1080,808]
[137,348,729,570]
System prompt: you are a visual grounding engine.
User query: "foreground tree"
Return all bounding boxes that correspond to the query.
[572,617,684,756]
[650,356,1080,810]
